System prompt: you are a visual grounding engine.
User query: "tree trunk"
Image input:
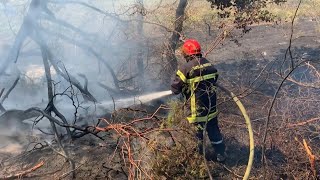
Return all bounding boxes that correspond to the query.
[0,12,33,75]
[165,0,188,82]
[41,45,72,139]
[136,0,145,90]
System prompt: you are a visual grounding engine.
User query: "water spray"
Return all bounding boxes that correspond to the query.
[81,90,173,112]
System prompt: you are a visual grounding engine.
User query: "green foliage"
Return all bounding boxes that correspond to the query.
[152,143,208,179]
[206,0,287,31]
[151,100,208,179]
[207,0,286,10]
[166,100,186,127]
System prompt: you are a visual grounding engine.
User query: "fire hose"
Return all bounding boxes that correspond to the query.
[217,83,254,180]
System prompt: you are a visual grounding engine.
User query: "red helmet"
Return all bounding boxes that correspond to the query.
[182,39,201,56]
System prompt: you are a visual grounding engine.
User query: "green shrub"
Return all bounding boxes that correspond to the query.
[151,100,209,179]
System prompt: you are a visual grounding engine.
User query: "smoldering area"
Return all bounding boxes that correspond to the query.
[0,0,170,152]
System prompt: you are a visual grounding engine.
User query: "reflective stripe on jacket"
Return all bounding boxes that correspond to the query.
[171,57,218,123]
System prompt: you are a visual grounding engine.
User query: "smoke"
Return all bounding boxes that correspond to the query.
[0,1,174,154]
[0,110,33,154]
[0,90,172,154]
[90,90,172,111]
[0,0,172,107]
[46,90,173,121]
[0,143,23,154]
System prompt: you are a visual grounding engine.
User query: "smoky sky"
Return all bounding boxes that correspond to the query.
[0,0,170,124]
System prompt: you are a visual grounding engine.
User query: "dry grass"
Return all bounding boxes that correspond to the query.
[268,0,320,22]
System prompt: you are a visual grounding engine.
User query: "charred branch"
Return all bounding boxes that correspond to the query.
[0,0,45,75]
[31,0,55,18]
[24,107,103,139]
[0,161,44,180]
[0,76,20,105]
[41,46,76,179]
[0,23,29,75]
[97,82,118,95]
[39,28,120,91]
[78,73,89,92]
[0,88,5,112]
[0,102,5,112]
[50,59,97,102]
[41,45,72,139]
[31,30,97,102]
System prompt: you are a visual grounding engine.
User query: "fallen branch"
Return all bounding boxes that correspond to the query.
[275,72,320,89]
[222,165,243,179]
[59,161,86,180]
[93,105,174,179]
[287,117,320,128]
[303,139,317,178]
[0,161,44,180]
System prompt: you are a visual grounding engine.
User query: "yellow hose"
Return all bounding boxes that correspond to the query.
[217,84,254,180]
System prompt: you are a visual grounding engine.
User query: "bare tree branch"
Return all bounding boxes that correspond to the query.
[0,76,20,104]
[262,1,303,177]
[0,0,43,75]
[0,88,6,112]
[280,0,302,76]
[261,60,309,176]
[48,0,124,22]
[39,28,120,91]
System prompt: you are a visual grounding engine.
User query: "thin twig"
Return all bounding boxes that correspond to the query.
[261,60,308,177]
[0,161,44,180]
[302,139,317,178]
[287,117,320,128]
[261,1,303,177]
[59,161,87,179]
[222,165,243,178]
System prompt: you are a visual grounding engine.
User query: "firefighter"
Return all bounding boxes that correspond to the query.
[171,39,226,162]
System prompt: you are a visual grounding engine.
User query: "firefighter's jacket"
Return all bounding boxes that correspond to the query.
[171,57,218,123]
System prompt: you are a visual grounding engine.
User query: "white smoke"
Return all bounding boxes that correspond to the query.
[53,90,173,119]
[0,1,174,155]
